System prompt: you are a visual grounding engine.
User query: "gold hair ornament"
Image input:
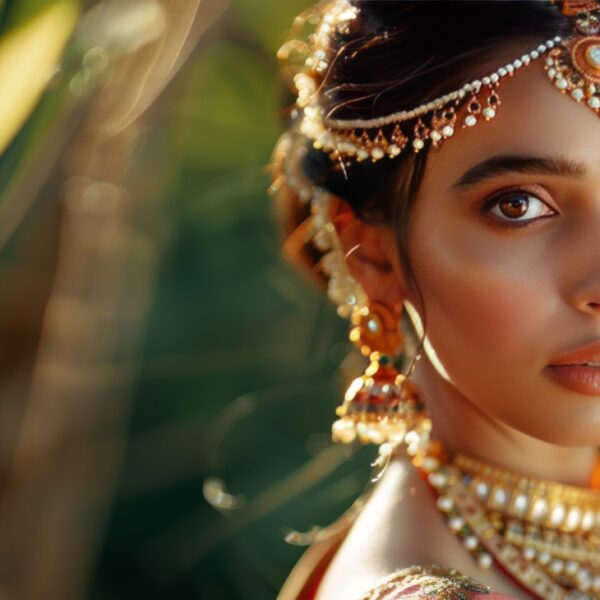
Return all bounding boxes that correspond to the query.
[286,0,600,164]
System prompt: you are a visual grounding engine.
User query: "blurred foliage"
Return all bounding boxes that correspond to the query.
[0,0,79,154]
[88,1,377,600]
[0,0,377,597]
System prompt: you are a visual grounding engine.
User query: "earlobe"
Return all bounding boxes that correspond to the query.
[330,197,406,311]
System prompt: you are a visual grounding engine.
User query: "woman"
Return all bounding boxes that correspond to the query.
[270,1,600,598]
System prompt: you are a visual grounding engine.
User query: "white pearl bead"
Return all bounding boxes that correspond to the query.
[498,67,507,77]
[547,40,555,48]
[588,96,600,109]
[412,138,424,150]
[522,546,536,560]
[490,73,499,83]
[549,503,566,527]
[371,147,384,160]
[565,560,579,576]
[512,493,528,515]
[549,559,564,575]
[531,50,539,59]
[482,76,491,85]
[436,496,453,512]
[428,472,447,488]
[464,115,477,127]
[378,442,393,457]
[537,551,551,566]
[464,536,478,550]
[582,509,595,531]
[332,419,356,443]
[474,482,488,500]
[356,149,369,161]
[338,142,357,155]
[441,125,454,137]
[577,569,592,592]
[477,553,493,569]
[513,59,523,68]
[422,457,439,472]
[555,78,568,90]
[366,427,385,444]
[482,107,496,120]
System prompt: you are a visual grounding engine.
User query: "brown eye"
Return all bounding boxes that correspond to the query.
[484,190,556,226]
[498,195,529,219]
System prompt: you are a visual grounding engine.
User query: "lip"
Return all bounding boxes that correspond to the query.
[548,339,600,366]
[545,365,600,396]
[546,339,600,396]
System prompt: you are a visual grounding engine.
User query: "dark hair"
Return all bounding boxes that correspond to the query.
[277,0,571,339]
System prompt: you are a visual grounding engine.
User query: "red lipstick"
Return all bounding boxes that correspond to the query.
[546,339,600,396]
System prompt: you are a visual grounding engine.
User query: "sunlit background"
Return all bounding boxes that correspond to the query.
[0,1,377,598]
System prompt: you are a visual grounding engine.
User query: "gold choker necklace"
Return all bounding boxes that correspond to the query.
[418,449,600,599]
[454,453,600,535]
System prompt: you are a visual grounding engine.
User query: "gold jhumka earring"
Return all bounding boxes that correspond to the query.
[274,168,433,462]
[331,299,424,448]
[270,1,600,598]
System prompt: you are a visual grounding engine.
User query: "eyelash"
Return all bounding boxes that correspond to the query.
[479,186,558,229]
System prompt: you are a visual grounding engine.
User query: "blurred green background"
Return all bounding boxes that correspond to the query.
[0,0,376,599]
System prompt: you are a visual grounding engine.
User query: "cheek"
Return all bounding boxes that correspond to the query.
[405,217,600,444]
[406,214,560,404]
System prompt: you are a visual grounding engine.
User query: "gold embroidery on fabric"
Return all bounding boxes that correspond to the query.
[360,565,492,600]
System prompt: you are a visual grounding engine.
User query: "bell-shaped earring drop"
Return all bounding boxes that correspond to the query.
[331,300,430,455]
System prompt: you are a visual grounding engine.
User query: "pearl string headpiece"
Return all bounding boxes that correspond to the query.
[284,0,600,164]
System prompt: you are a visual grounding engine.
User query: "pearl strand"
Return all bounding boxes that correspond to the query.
[323,36,562,130]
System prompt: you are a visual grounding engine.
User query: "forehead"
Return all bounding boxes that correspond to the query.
[420,59,600,192]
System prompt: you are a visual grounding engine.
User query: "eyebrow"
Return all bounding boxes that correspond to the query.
[451,155,587,191]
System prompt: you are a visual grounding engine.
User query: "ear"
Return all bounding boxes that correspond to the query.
[330,197,407,313]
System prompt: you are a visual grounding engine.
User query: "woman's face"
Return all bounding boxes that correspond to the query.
[401,59,600,446]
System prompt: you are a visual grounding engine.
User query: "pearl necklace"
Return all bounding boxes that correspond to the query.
[454,453,600,535]
[417,450,600,600]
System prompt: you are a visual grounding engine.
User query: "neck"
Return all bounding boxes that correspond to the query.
[408,354,598,488]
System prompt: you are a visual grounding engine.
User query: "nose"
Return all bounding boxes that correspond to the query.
[571,279,600,317]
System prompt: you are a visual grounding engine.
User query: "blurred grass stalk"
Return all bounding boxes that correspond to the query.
[0,1,221,598]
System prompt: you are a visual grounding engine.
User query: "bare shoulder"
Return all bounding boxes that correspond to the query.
[358,565,518,600]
